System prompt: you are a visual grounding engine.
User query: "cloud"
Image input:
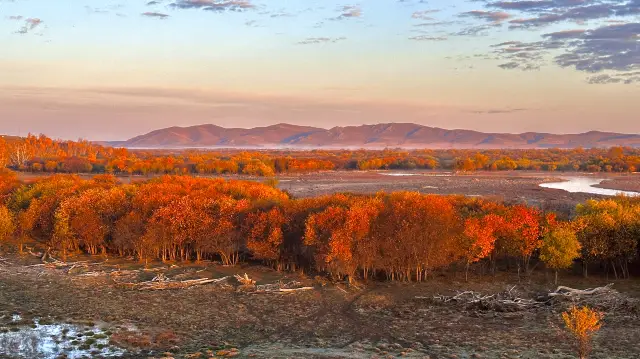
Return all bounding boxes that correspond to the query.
[451,24,499,36]
[490,21,639,77]
[508,4,616,28]
[8,15,24,20]
[552,23,640,73]
[488,0,592,11]
[587,72,640,84]
[335,5,362,19]
[142,12,170,18]
[473,107,528,114]
[17,18,43,34]
[297,37,347,45]
[481,1,640,28]
[464,0,638,83]
[411,10,440,20]
[408,35,448,41]
[462,10,512,23]
[170,0,255,12]
[542,29,586,39]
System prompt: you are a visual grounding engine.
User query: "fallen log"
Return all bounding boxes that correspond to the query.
[252,280,314,294]
[272,287,314,293]
[130,276,231,291]
[547,284,614,298]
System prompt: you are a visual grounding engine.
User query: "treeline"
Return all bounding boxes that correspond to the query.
[0,170,638,282]
[2,134,640,176]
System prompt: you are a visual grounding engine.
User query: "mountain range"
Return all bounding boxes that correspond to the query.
[113,123,640,149]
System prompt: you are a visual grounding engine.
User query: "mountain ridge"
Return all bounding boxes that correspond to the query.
[115,123,640,149]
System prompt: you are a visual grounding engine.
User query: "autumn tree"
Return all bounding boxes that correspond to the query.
[55,187,129,255]
[576,198,640,278]
[499,205,542,276]
[0,137,9,168]
[462,214,502,281]
[371,192,463,281]
[304,197,383,281]
[540,224,581,284]
[562,306,603,359]
[0,205,15,242]
[244,207,287,270]
[0,170,19,203]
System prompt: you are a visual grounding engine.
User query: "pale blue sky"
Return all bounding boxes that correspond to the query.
[1,0,638,140]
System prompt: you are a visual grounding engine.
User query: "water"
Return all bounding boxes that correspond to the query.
[540,177,640,197]
[0,317,124,359]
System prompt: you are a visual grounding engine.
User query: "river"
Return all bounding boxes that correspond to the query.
[540,177,640,197]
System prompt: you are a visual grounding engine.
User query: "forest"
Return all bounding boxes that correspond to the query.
[0,169,638,282]
[2,134,640,176]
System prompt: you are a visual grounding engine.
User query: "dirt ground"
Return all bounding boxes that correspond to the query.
[274,171,640,215]
[17,170,640,204]
[1,248,639,359]
[597,177,640,192]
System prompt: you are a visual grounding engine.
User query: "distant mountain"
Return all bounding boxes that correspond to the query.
[116,123,640,149]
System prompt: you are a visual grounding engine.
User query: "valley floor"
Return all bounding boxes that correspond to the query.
[1,250,639,359]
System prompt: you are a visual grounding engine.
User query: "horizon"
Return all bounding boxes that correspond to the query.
[4,121,640,144]
[1,0,639,140]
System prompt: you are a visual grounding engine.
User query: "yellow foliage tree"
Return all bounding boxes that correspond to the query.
[540,224,581,284]
[0,205,15,242]
[562,305,603,359]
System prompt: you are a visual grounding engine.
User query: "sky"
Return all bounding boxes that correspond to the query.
[0,0,638,140]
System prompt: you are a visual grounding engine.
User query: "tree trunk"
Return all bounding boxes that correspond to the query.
[465,262,470,282]
[554,270,558,285]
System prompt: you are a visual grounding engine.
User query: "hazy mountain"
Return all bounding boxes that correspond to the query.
[116,123,640,149]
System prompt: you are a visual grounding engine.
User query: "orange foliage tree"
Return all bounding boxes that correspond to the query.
[462,214,503,281]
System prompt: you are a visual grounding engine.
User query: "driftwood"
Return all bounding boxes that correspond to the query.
[253,280,314,294]
[547,284,614,298]
[274,287,314,293]
[427,286,541,312]
[543,283,639,313]
[428,284,639,314]
[234,273,256,286]
[129,275,231,291]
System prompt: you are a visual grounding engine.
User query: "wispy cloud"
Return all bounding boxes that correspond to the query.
[472,107,528,114]
[297,37,347,45]
[411,10,440,20]
[170,0,255,12]
[461,10,512,23]
[142,12,170,18]
[409,35,448,41]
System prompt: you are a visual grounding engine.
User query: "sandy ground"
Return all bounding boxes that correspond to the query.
[1,249,639,359]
